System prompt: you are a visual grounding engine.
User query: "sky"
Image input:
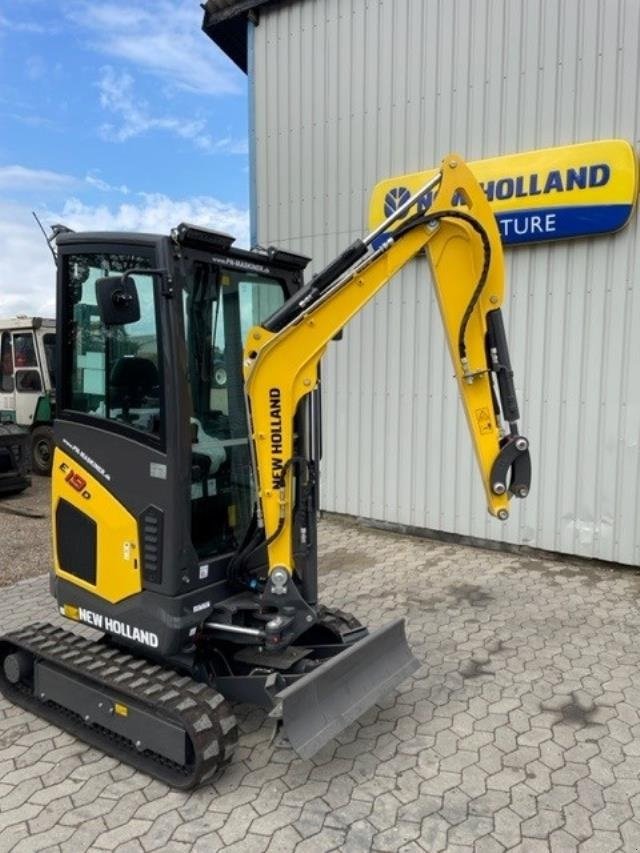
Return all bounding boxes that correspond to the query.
[0,0,251,317]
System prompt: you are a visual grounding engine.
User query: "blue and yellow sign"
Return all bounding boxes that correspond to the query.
[369,140,638,246]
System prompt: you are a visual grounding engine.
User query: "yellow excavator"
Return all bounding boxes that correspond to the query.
[0,156,529,788]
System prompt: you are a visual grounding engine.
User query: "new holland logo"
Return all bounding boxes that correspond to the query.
[384,186,411,217]
[62,604,160,648]
[370,140,638,247]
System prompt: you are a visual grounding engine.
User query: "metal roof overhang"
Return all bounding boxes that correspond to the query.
[201,0,280,72]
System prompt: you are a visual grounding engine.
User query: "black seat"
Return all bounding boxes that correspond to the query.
[110,356,159,417]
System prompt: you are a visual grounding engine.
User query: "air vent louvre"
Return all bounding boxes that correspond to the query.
[140,506,163,585]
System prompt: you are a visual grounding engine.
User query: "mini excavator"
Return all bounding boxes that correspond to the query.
[0,156,530,788]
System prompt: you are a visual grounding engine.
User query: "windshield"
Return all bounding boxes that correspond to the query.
[184,261,285,559]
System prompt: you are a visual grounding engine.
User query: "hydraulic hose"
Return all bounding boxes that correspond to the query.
[390,209,491,365]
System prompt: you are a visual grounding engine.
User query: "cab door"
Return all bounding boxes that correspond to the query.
[54,241,188,606]
[0,331,16,421]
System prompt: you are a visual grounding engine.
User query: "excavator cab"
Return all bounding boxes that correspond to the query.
[52,228,313,655]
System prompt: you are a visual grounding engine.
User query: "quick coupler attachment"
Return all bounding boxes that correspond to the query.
[272,618,419,758]
[490,434,532,505]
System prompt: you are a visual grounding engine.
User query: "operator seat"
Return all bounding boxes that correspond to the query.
[110,356,159,421]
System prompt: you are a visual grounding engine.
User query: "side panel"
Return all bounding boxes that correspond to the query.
[52,420,179,597]
[52,447,141,604]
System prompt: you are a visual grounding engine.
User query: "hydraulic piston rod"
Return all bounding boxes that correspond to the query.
[264,172,443,332]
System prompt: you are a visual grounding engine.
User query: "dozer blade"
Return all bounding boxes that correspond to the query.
[276,618,419,758]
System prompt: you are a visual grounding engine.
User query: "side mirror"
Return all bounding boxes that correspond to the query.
[95,275,141,326]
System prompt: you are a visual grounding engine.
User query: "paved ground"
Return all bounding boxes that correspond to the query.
[1,513,640,852]
[0,476,51,586]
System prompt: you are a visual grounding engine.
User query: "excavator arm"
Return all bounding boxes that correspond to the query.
[243,155,530,583]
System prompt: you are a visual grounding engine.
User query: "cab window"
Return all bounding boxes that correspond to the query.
[13,333,37,368]
[61,251,163,442]
[0,332,13,393]
[16,370,42,393]
[184,263,286,558]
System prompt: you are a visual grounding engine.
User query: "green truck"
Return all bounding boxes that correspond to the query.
[0,316,55,475]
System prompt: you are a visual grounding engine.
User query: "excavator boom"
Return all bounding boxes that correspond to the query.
[244,155,530,578]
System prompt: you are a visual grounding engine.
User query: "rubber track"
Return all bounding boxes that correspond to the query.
[0,623,238,789]
[315,605,364,640]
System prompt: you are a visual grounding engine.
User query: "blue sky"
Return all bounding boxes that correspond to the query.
[0,1,251,315]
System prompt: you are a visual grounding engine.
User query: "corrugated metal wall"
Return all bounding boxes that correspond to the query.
[251,0,640,566]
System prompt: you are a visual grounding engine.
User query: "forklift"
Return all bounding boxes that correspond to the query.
[0,156,530,788]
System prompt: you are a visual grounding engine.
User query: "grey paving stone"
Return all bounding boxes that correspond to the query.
[323,773,356,810]
[91,819,152,851]
[492,806,523,848]
[549,827,580,852]
[103,791,147,830]
[251,805,302,836]
[217,802,258,845]
[281,780,327,808]
[190,831,224,852]
[446,815,494,845]
[137,809,182,851]
[418,814,451,852]
[325,797,372,828]
[338,820,374,852]
[172,812,226,844]
[61,816,109,853]
[521,807,564,838]
[372,820,422,851]
[578,829,625,853]
[293,798,332,838]
[295,827,347,853]
[11,823,75,853]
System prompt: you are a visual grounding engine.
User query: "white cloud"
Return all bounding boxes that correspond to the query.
[97,66,247,154]
[0,202,57,317]
[65,1,241,97]
[53,193,249,243]
[0,13,51,35]
[0,193,249,316]
[25,55,46,80]
[84,172,130,195]
[0,165,77,191]
[2,113,59,130]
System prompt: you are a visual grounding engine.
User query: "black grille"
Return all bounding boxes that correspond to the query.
[140,506,163,585]
[56,499,97,584]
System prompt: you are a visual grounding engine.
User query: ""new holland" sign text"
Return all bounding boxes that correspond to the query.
[369,140,638,246]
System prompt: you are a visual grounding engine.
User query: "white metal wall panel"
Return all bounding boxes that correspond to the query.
[251,0,640,565]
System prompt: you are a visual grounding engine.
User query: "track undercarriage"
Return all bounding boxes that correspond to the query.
[0,607,418,788]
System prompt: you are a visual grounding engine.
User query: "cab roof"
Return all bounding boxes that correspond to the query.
[0,317,55,330]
